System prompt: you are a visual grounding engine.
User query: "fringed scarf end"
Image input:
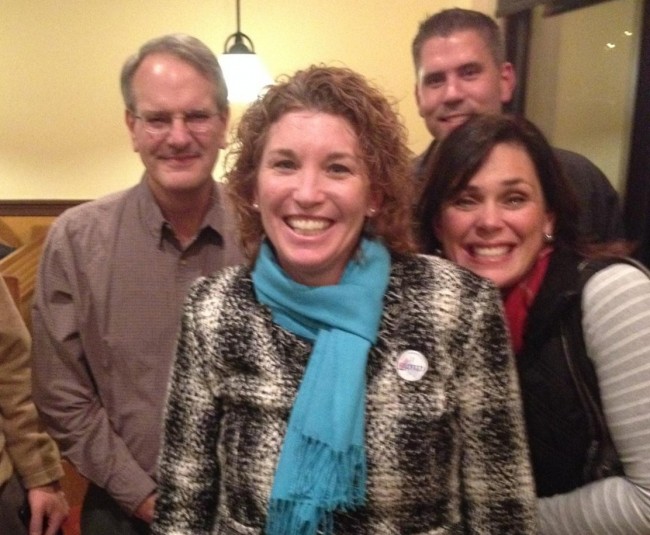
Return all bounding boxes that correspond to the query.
[294,436,367,507]
[266,498,331,535]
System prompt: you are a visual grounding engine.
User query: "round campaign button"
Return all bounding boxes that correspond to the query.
[396,350,428,381]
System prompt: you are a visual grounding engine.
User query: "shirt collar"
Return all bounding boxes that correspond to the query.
[136,176,225,247]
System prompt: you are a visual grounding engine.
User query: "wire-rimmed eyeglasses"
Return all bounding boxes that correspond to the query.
[132,110,220,136]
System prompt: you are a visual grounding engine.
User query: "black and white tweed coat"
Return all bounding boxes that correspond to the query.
[153,253,538,535]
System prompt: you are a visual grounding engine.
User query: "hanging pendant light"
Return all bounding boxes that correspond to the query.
[219,0,273,103]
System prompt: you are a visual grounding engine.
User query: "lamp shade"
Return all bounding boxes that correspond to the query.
[220,0,273,103]
[219,51,273,103]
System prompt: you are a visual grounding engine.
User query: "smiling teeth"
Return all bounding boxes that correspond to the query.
[287,217,329,231]
[473,246,510,257]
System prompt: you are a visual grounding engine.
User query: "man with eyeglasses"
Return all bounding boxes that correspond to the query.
[31,34,244,535]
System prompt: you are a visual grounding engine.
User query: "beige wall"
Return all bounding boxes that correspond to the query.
[1,0,494,200]
[525,0,641,193]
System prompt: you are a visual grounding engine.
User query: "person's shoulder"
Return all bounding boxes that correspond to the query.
[578,256,650,315]
[584,258,650,292]
[393,253,494,292]
[411,140,437,181]
[551,146,612,186]
[552,146,598,168]
[46,186,141,251]
[188,264,250,304]
[183,265,254,331]
[389,255,502,338]
[52,186,135,231]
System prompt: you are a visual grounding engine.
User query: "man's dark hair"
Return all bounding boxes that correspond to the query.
[411,8,505,74]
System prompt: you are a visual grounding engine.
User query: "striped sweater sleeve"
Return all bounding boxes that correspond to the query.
[538,263,650,534]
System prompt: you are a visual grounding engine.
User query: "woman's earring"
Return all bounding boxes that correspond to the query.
[367,207,377,217]
[544,232,554,243]
[252,202,259,210]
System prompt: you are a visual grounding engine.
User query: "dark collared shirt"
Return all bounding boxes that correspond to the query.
[31,179,244,513]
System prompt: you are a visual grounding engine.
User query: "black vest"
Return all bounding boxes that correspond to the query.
[517,248,599,497]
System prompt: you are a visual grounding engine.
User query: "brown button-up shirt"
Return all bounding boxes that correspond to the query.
[31,179,244,513]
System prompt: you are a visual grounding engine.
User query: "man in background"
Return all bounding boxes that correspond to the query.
[0,276,68,535]
[32,34,244,535]
[412,8,624,243]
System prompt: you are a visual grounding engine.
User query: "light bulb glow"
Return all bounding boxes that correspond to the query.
[219,53,273,103]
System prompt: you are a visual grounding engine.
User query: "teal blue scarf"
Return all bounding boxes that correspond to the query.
[252,238,390,535]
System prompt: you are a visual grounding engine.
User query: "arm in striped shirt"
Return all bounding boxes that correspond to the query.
[539,263,650,534]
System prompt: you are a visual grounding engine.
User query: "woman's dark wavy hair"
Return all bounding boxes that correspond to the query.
[415,114,580,254]
[226,64,417,262]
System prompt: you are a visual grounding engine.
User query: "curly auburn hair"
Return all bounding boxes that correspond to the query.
[225,64,417,262]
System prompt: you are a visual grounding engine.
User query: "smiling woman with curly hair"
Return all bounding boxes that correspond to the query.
[153,65,537,535]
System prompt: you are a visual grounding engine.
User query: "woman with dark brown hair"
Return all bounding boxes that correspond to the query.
[416,113,650,534]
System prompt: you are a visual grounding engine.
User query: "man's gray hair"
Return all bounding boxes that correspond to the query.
[120,33,228,114]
